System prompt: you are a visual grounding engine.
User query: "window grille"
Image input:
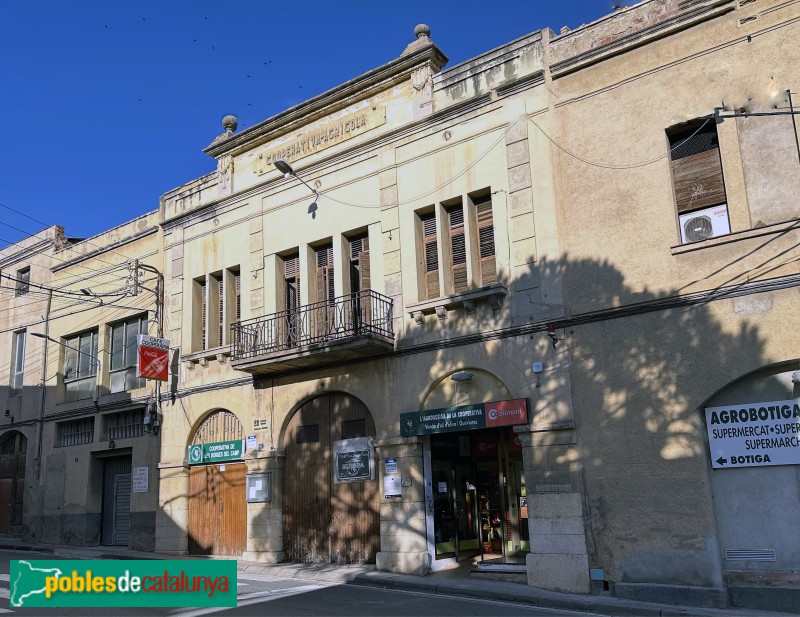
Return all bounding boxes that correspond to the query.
[106,409,145,440]
[59,417,95,447]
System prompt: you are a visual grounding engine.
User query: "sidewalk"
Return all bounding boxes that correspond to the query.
[0,539,793,617]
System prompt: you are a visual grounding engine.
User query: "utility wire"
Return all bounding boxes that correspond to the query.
[0,200,156,266]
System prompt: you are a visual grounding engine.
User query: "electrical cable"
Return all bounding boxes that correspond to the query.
[527,116,711,170]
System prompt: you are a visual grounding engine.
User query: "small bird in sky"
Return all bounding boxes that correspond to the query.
[246,74,251,78]
[264,60,271,64]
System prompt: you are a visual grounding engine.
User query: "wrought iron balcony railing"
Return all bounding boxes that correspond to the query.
[231,290,394,361]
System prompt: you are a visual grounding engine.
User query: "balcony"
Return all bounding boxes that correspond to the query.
[230,290,394,375]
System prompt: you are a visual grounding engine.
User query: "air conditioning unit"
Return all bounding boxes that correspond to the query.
[679,204,731,244]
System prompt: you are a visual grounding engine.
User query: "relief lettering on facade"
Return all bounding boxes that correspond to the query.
[253,106,386,175]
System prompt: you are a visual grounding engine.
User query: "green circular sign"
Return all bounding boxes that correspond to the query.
[188,445,203,464]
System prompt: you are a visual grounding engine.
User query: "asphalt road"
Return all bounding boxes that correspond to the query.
[0,549,586,617]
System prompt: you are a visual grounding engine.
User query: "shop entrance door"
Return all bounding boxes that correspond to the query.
[430,430,528,565]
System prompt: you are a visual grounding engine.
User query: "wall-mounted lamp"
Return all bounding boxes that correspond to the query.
[547,324,566,350]
[108,439,116,450]
[274,159,320,218]
[144,401,160,436]
[4,410,13,423]
[450,371,474,382]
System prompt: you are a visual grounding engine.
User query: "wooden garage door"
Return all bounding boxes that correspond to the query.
[283,393,379,564]
[188,463,246,555]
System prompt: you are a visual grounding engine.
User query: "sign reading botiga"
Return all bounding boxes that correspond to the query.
[705,398,800,468]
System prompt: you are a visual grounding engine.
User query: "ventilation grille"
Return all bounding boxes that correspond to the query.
[725,549,776,561]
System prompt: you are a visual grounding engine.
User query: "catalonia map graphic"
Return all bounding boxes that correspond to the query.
[10,560,63,607]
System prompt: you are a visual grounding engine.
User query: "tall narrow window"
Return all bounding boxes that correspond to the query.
[10,330,25,397]
[316,244,335,336]
[198,278,208,350]
[447,205,468,294]
[349,234,371,332]
[349,235,370,293]
[218,275,224,346]
[64,330,99,403]
[15,267,30,297]
[234,270,241,323]
[668,120,730,243]
[474,194,497,286]
[420,212,439,300]
[110,315,148,393]
[284,254,301,347]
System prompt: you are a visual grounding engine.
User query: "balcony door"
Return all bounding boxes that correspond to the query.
[349,234,370,334]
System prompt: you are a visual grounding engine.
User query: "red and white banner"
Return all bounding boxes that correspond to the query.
[137,335,170,381]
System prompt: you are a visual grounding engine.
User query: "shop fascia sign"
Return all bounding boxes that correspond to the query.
[705,398,800,468]
[187,440,245,465]
[400,398,529,437]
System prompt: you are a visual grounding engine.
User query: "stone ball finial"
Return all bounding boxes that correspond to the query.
[222,114,238,134]
[414,24,430,39]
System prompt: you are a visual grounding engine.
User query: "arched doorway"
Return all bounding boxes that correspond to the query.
[187,410,246,555]
[283,392,379,563]
[0,432,27,534]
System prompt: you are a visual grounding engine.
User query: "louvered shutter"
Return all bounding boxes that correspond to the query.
[200,280,207,350]
[350,236,372,331]
[476,197,496,286]
[316,245,335,336]
[421,213,439,300]
[284,255,300,347]
[218,276,224,346]
[448,206,468,294]
[669,123,726,213]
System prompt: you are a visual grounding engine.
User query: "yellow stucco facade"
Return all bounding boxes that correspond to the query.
[2,1,799,610]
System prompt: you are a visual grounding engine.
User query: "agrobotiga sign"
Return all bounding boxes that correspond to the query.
[705,398,800,468]
[187,440,244,465]
[400,398,529,436]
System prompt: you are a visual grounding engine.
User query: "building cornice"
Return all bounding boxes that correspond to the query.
[0,238,54,269]
[161,93,495,233]
[51,227,159,272]
[550,0,736,78]
[203,43,448,160]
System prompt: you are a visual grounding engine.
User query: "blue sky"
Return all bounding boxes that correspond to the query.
[0,1,613,247]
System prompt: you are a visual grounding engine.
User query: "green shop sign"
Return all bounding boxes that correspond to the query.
[187,440,244,465]
[400,398,529,436]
